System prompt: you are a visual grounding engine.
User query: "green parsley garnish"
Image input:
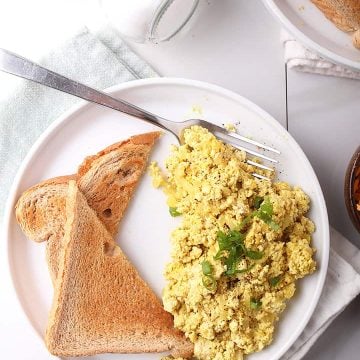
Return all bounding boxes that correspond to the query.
[269,275,282,287]
[246,250,264,260]
[238,214,253,230]
[223,246,243,276]
[214,229,262,276]
[202,260,213,276]
[254,196,264,209]
[238,196,279,231]
[201,260,217,291]
[201,196,280,288]
[215,230,245,255]
[202,275,217,291]
[250,297,262,310]
[169,207,181,217]
[253,196,280,231]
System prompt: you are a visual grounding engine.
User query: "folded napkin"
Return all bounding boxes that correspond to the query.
[281,31,360,80]
[0,26,157,217]
[1,25,360,360]
[284,227,360,360]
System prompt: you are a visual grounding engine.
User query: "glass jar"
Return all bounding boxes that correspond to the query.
[99,0,200,43]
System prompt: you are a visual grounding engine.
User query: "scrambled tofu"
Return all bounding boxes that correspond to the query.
[224,123,236,132]
[150,126,316,360]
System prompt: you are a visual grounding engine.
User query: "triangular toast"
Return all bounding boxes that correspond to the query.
[45,181,192,357]
[15,132,160,281]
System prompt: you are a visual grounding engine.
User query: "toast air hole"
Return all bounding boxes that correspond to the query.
[102,208,112,218]
[103,242,121,257]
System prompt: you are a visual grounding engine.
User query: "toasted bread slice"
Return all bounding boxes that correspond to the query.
[77,132,160,236]
[15,175,76,281]
[15,175,75,243]
[15,132,161,281]
[45,181,193,357]
[311,0,360,31]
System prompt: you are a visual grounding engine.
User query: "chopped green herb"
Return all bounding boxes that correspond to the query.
[228,230,246,244]
[250,297,262,310]
[254,196,264,209]
[202,275,217,291]
[169,207,181,217]
[201,260,217,290]
[201,260,213,276]
[259,196,273,216]
[268,220,280,231]
[224,247,242,275]
[269,275,281,287]
[215,230,244,274]
[220,230,245,248]
[246,250,264,260]
[214,229,261,276]
[238,215,253,230]
[214,197,279,277]
[253,197,280,231]
[216,230,233,251]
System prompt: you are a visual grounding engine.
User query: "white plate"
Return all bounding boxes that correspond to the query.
[4,78,329,360]
[262,0,360,71]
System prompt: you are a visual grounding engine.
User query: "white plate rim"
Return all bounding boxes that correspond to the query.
[3,77,330,360]
[262,0,360,71]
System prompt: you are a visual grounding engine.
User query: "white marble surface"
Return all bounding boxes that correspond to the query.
[0,0,359,359]
[127,0,287,127]
[287,69,360,244]
[286,69,360,360]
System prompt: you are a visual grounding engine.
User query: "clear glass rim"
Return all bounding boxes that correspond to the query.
[149,0,199,43]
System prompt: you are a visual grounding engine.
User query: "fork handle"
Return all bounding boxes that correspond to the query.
[0,48,170,130]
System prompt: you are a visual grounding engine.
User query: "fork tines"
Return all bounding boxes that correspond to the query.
[212,126,280,181]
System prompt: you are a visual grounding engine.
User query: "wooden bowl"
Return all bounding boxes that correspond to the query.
[344,146,360,233]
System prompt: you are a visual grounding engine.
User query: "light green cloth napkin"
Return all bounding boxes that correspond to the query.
[0,26,157,216]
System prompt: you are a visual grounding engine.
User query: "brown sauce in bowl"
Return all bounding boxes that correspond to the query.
[344,146,360,233]
[354,166,360,212]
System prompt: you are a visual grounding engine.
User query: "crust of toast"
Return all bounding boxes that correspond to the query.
[15,176,76,283]
[311,0,360,32]
[353,29,360,48]
[15,175,76,243]
[45,181,193,357]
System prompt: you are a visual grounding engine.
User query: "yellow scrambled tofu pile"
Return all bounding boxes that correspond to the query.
[150,126,316,360]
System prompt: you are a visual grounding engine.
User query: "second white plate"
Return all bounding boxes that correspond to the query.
[263,0,360,71]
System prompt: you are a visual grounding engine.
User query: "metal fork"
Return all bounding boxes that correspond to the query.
[0,48,279,180]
